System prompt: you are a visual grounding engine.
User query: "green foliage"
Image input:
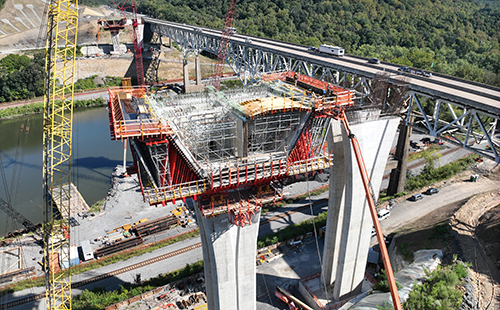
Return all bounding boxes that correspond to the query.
[0,52,45,102]
[399,242,413,261]
[373,270,403,292]
[89,199,104,213]
[0,51,121,104]
[0,54,31,75]
[403,261,468,310]
[405,154,476,192]
[431,223,450,241]
[220,79,244,90]
[377,301,393,310]
[74,75,122,91]
[132,0,500,87]
[408,145,444,162]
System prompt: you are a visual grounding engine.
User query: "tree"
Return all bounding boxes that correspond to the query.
[0,54,30,75]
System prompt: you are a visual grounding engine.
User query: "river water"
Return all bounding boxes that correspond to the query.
[0,106,131,236]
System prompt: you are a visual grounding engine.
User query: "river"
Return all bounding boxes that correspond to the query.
[0,106,131,236]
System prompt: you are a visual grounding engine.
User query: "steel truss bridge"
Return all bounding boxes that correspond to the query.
[145,17,500,163]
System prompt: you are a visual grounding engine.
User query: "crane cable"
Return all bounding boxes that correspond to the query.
[306,174,330,301]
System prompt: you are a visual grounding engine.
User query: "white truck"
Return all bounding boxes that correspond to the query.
[318,44,345,57]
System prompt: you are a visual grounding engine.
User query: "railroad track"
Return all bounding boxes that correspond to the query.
[2,199,328,308]
[0,243,202,309]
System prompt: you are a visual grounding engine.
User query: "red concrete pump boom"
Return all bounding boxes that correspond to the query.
[331,110,403,310]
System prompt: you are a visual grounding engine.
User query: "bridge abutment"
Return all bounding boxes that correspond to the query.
[195,204,261,310]
[322,116,399,301]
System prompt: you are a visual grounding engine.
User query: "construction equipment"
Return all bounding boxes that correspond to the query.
[212,0,236,90]
[107,223,132,234]
[275,286,312,310]
[42,0,78,308]
[131,0,144,85]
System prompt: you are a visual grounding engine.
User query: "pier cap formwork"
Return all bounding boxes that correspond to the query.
[108,72,354,226]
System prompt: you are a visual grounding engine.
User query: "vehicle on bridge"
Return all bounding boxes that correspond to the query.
[319,44,345,56]
[225,26,237,34]
[368,58,381,64]
[398,66,433,77]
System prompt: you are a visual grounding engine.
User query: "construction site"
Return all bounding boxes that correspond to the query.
[108,72,353,214]
[104,69,406,310]
[2,0,500,307]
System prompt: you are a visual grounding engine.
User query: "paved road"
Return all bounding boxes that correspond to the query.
[380,172,500,234]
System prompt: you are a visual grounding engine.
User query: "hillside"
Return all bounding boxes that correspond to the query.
[0,0,124,53]
[136,0,500,87]
[1,0,498,86]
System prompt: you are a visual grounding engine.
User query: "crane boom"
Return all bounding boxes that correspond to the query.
[212,0,236,90]
[43,0,78,308]
[131,0,144,85]
[0,197,36,232]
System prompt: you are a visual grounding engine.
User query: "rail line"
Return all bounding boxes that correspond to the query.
[3,197,325,309]
[0,243,202,309]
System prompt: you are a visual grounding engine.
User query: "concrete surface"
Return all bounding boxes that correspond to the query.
[323,117,400,300]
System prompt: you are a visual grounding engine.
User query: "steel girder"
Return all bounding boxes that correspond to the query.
[148,23,499,163]
[405,91,499,163]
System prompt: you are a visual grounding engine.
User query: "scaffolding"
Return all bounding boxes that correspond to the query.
[108,71,355,225]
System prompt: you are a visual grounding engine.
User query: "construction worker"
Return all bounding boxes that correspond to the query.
[294,72,299,86]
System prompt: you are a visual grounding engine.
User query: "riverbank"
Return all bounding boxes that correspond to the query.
[0,96,107,119]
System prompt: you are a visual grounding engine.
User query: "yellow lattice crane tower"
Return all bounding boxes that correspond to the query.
[42,0,78,308]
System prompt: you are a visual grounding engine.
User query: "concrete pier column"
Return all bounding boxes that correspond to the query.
[184,55,205,93]
[183,59,189,92]
[195,55,202,86]
[322,116,399,300]
[111,32,120,52]
[387,119,412,196]
[195,205,261,310]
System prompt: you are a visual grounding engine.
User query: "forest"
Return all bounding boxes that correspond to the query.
[0,0,498,103]
[134,0,500,86]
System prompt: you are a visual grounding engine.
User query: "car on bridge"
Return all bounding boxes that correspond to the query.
[398,66,416,74]
[368,58,380,64]
[245,38,252,43]
[308,46,319,53]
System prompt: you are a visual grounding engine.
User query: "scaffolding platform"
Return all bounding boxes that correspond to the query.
[107,72,355,224]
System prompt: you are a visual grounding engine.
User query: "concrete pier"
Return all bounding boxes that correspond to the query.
[322,116,400,300]
[195,205,261,310]
[183,55,205,93]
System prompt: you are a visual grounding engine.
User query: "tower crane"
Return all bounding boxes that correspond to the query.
[131,0,144,85]
[212,0,236,90]
[42,0,78,308]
